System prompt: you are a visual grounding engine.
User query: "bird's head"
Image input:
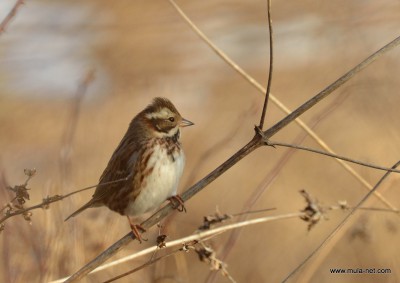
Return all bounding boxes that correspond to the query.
[141,97,194,138]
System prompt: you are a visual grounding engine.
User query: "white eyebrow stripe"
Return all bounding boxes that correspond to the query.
[145,108,171,120]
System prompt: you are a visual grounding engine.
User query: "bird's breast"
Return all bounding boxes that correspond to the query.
[124,141,185,216]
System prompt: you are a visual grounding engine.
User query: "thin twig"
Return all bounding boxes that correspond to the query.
[102,242,197,283]
[63,33,400,282]
[356,207,399,213]
[51,212,303,283]
[167,0,399,211]
[271,141,400,176]
[281,160,400,283]
[328,203,399,213]
[231,207,276,217]
[198,207,276,231]
[0,197,17,214]
[0,0,25,34]
[259,0,273,130]
[0,177,130,225]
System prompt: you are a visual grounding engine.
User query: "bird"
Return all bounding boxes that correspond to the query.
[65,97,193,242]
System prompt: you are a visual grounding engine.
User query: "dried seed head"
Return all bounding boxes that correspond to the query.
[24,168,36,177]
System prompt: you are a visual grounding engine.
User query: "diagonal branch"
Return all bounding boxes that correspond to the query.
[64,34,400,282]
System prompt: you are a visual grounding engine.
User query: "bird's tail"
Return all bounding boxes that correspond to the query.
[64,201,93,221]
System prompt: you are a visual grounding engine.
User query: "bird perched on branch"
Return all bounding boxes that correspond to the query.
[65,97,194,242]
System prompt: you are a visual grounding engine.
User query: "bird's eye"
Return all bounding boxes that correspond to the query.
[168,117,175,122]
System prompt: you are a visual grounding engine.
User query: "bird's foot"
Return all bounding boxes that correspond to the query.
[168,195,186,213]
[127,216,147,243]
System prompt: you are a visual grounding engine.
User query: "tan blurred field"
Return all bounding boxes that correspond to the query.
[1,0,400,282]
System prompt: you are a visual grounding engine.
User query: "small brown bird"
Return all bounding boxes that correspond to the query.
[65,97,193,242]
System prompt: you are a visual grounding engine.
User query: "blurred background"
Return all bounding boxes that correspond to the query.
[1,0,400,282]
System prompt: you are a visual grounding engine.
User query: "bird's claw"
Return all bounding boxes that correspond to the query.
[168,195,186,213]
[127,217,147,243]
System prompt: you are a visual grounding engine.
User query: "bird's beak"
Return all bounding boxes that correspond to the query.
[180,118,194,127]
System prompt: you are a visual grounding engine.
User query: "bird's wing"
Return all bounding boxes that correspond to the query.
[91,137,141,203]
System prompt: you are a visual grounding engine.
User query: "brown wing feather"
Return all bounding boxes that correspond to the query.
[65,137,141,220]
[65,115,148,220]
[91,140,137,201]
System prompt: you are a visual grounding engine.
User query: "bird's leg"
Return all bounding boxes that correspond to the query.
[168,195,186,213]
[127,216,147,243]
